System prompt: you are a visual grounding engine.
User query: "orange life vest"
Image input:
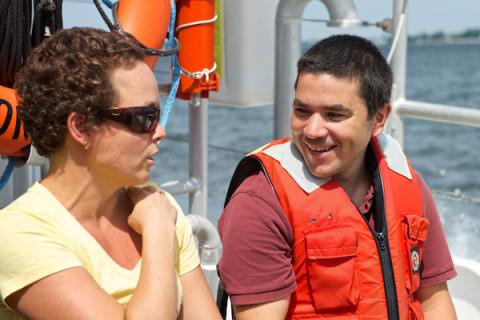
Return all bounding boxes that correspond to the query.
[227,134,429,320]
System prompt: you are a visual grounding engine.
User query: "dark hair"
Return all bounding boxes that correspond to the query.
[295,34,392,118]
[14,27,145,156]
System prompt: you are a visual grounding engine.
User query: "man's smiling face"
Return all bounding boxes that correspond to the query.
[291,72,384,184]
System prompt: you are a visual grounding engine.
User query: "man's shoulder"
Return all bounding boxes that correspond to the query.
[221,168,292,239]
[412,171,432,203]
[227,168,286,218]
[233,169,271,196]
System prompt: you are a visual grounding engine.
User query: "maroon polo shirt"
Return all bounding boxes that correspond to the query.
[218,170,457,305]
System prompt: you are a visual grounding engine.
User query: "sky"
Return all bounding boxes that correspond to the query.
[64,0,479,42]
[301,0,480,41]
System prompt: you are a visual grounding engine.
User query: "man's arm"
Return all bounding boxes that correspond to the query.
[415,283,456,320]
[234,297,290,320]
[417,172,457,285]
[218,171,296,318]
[415,172,457,319]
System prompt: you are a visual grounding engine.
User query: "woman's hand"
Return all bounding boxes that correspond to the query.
[125,185,177,235]
[125,185,179,319]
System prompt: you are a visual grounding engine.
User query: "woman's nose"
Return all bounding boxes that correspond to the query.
[152,123,167,142]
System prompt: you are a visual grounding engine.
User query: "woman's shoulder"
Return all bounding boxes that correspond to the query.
[0,182,71,226]
[0,183,48,226]
[0,183,82,253]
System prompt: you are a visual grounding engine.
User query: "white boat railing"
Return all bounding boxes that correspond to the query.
[187,214,221,296]
[387,0,480,146]
[396,100,480,127]
[450,257,480,319]
[397,99,480,127]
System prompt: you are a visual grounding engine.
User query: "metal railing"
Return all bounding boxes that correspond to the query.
[388,0,480,145]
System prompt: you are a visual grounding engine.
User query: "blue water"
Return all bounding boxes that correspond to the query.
[404,43,480,195]
[151,42,480,261]
[402,43,480,261]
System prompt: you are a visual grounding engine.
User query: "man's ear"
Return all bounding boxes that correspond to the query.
[67,112,90,149]
[372,103,392,137]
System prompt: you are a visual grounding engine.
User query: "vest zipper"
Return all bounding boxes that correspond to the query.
[360,213,399,320]
[375,231,399,320]
[360,150,400,320]
[359,213,398,320]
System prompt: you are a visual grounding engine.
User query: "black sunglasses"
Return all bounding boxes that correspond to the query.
[97,105,161,134]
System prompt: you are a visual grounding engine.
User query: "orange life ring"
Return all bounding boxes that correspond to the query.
[0,85,30,157]
[117,0,172,69]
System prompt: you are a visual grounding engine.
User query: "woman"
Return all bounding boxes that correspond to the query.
[0,27,221,320]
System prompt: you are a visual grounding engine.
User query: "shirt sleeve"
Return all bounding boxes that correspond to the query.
[164,192,200,276]
[0,211,82,303]
[416,172,457,287]
[218,171,297,305]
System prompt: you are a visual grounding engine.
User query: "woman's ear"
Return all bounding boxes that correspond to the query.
[67,112,90,149]
[372,103,392,137]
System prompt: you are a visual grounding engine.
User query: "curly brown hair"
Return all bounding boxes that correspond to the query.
[14,27,145,156]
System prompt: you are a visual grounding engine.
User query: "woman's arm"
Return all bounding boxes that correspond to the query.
[125,187,178,319]
[180,266,222,320]
[7,187,179,320]
[8,267,131,319]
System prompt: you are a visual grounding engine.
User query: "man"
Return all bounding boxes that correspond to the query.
[218,35,457,320]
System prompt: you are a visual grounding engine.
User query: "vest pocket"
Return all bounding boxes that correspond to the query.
[402,214,429,293]
[304,226,360,312]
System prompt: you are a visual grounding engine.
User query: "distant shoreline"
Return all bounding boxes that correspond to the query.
[409,28,480,46]
[306,37,480,49]
[368,37,480,48]
[410,37,480,46]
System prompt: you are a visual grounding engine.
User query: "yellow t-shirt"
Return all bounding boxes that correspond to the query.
[0,182,200,319]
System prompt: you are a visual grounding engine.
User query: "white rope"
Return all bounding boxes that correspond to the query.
[175,14,218,32]
[175,14,218,81]
[181,62,217,81]
[386,0,408,64]
[386,13,405,64]
[431,189,480,203]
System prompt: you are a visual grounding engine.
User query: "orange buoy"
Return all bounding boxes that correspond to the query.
[176,0,219,99]
[116,0,172,69]
[0,85,30,157]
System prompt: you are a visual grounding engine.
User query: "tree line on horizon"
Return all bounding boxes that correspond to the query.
[411,28,480,41]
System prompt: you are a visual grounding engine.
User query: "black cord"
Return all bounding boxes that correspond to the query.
[93,0,115,31]
[0,0,62,88]
[31,0,63,48]
[92,0,180,57]
[0,0,29,87]
[111,2,180,57]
